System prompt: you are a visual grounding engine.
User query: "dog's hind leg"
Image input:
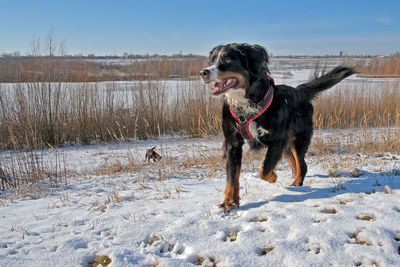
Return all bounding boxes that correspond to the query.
[291,134,311,186]
[260,141,286,183]
[290,147,304,186]
[283,147,298,179]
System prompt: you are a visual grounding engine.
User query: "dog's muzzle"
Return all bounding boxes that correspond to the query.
[200,65,219,84]
[200,68,211,83]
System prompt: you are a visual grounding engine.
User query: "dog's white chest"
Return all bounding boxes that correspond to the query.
[248,122,270,141]
[225,90,257,114]
[225,89,271,142]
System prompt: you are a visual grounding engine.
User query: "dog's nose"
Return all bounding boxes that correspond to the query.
[200,69,210,78]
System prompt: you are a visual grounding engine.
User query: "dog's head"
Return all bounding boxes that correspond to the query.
[200,43,270,96]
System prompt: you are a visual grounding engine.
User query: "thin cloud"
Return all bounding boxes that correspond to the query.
[377,15,391,25]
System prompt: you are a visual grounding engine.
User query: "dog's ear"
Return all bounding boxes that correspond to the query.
[233,43,270,78]
[151,146,156,150]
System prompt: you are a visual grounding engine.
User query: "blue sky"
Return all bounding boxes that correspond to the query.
[1,0,399,56]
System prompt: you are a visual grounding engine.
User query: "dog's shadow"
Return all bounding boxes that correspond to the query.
[238,169,400,211]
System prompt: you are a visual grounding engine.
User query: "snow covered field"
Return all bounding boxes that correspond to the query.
[1,128,400,266]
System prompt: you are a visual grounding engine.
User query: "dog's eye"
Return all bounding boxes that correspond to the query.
[224,57,232,64]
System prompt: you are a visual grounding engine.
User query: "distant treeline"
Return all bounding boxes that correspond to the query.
[0,52,205,59]
[0,55,208,82]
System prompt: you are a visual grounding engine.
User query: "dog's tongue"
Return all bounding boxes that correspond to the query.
[210,79,237,95]
[210,82,222,94]
[218,81,224,90]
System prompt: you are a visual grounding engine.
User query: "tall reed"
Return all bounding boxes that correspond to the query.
[313,80,400,129]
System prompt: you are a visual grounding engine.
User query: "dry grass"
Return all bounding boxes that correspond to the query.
[0,55,207,83]
[2,65,400,152]
[178,154,224,172]
[338,199,350,205]
[0,80,221,149]
[348,230,372,246]
[195,256,216,266]
[311,128,400,155]
[313,81,400,129]
[0,149,67,191]
[225,231,238,242]
[260,246,274,256]
[251,216,268,222]
[357,214,376,221]
[321,208,337,214]
[89,255,112,267]
[357,53,400,78]
[121,56,207,80]
[94,161,135,176]
[2,46,400,151]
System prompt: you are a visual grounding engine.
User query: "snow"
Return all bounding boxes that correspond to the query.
[1,130,400,266]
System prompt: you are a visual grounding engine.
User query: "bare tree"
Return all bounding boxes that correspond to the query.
[46,27,56,57]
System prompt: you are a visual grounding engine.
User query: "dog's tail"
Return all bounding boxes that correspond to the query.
[296,65,355,100]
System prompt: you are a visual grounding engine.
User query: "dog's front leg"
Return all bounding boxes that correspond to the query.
[260,140,287,183]
[220,137,244,212]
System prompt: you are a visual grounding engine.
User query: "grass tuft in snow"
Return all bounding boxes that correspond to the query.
[357,214,376,221]
[225,231,238,242]
[142,234,174,253]
[259,246,274,256]
[89,255,112,267]
[384,185,392,194]
[195,256,216,266]
[250,215,268,222]
[348,230,372,246]
[321,208,337,214]
[337,199,350,205]
[350,168,363,178]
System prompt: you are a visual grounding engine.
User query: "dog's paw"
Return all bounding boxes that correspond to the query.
[291,179,303,186]
[219,202,239,212]
[259,168,277,183]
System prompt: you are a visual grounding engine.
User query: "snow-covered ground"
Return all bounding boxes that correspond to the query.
[1,129,400,266]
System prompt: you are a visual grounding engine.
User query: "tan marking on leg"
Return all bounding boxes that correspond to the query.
[233,166,240,205]
[220,166,241,212]
[291,147,303,186]
[223,184,235,204]
[283,152,297,179]
[259,167,277,183]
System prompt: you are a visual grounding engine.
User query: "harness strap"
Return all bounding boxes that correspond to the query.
[229,77,274,141]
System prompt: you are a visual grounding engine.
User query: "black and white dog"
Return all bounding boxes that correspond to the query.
[200,43,354,212]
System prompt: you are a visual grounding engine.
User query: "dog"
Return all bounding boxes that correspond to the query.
[200,43,354,212]
[145,146,162,162]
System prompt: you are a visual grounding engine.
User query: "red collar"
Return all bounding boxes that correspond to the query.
[229,77,274,141]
